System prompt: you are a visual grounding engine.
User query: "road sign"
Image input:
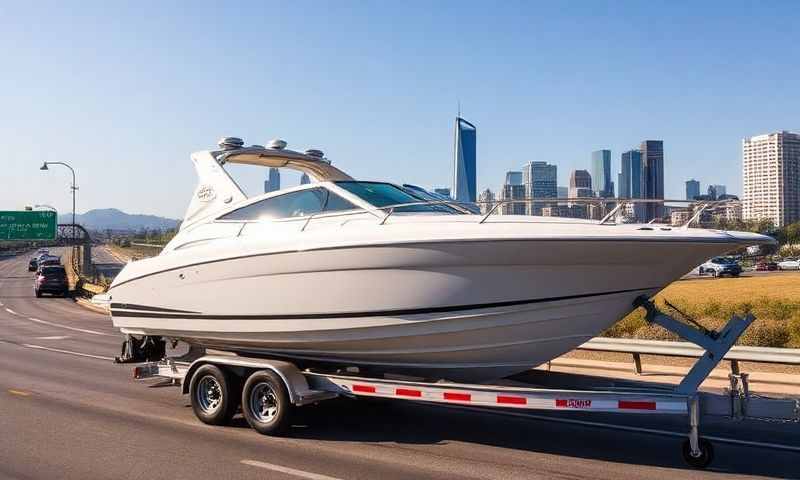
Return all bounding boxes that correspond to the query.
[0,211,57,240]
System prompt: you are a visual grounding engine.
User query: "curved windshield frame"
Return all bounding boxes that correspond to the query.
[334,181,461,214]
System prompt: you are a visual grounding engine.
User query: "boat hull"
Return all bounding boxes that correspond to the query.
[109,238,740,381]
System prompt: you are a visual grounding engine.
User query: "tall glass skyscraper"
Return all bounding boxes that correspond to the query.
[453,117,477,203]
[264,167,281,193]
[505,171,523,186]
[620,150,645,222]
[641,140,664,221]
[685,179,700,200]
[591,150,614,198]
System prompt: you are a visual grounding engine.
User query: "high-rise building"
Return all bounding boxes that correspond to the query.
[264,167,281,193]
[591,150,614,198]
[453,117,477,203]
[686,179,700,200]
[433,187,452,198]
[557,186,569,198]
[505,171,523,186]
[499,184,526,215]
[522,161,557,215]
[477,188,495,214]
[641,140,664,221]
[568,169,593,199]
[300,172,311,185]
[707,184,726,200]
[743,131,800,227]
[619,150,646,222]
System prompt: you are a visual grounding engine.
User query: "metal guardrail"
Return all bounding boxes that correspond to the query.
[579,337,800,375]
[130,243,166,248]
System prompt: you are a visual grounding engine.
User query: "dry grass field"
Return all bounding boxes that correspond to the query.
[606,271,800,348]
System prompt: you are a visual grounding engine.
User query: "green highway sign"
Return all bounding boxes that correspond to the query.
[0,211,57,240]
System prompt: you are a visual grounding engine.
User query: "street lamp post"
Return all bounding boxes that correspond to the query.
[40,161,77,242]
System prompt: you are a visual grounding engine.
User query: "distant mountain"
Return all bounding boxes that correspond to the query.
[58,208,180,231]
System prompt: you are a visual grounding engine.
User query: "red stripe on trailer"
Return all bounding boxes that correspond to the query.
[396,388,422,397]
[352,384,376,393]
[443,392,471,402]
[497,395,527,405]
[619,400,656,410]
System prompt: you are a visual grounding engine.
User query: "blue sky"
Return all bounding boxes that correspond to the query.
[1,1,797,219]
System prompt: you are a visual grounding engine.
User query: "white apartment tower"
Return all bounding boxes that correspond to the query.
[742,131,800,227]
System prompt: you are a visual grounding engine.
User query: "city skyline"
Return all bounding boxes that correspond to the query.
[1,3,798,218]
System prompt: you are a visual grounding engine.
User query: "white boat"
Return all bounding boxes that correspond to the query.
[105,138,774,382]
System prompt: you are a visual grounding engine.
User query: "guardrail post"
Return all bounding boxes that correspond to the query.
[632,353,643,375]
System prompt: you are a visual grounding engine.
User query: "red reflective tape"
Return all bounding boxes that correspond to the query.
[443,392,471,402]
[497,395,527,405]
[619,401,656,410]
[396,388,422,397]
[556,399,592,409]
[352,384,376,393]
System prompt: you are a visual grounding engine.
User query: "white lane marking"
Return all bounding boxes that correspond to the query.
[26,317,115,336]
[35,335,70,340]
[21,344,114,361]
[241,460,344,480]
[5,307,18,315]
[443,405,800,453]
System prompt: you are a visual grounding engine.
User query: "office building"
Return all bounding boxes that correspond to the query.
[557,186,568,198]
[708,184,726,200]
[743,131,800,227]
[477,188,495,215]
[686,179,700,200]
[433,187,452,198]
[522,161,557,215]
[453,117,477,203]
[505,171,523,186]
[619,150,646,222]
[264,167,281,193]
[499,184,526,215]
[300,173,311,185]
[568,169,593,200]
[641,140,664,221]
[591,150,614,197]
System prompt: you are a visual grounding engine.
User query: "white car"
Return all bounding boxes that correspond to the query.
[777,258,800,270]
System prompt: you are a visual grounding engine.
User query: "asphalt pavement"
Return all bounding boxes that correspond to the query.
[1,251,799,480]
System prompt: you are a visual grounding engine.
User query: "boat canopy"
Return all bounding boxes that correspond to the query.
[217,147,353,182]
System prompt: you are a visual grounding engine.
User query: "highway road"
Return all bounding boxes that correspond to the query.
[1,251,799,480]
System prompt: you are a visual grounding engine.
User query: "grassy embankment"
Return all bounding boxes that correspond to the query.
[605,272,800,348]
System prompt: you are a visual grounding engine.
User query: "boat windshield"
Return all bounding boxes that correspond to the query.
[335,181,461,214]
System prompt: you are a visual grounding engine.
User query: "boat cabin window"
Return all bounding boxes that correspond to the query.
[334,181,460,214]
[218,188,357,221]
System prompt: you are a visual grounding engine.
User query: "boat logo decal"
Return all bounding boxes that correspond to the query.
[196,184,216,202]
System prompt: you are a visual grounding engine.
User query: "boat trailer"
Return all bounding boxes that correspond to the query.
[128,297,799,469]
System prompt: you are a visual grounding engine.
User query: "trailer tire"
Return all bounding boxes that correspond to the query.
[242,370,292,436]
[189,364,238,426]
[681,438,714,469]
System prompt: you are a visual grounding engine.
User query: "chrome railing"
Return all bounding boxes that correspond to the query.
[292,197,739,231]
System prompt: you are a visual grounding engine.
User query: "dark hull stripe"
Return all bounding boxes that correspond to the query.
[109,303,199,314]
[111,286,657,320]
[108,237,742,290]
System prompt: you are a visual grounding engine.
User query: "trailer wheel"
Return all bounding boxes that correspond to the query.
[681,438,714,469]
[189,364,238,425]
[242,370,292,436]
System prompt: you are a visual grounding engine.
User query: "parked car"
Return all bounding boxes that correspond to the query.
[777,258,800,270]
[34,265,68,297]
[28,257,38,271]
[755,261,778,271]
[698,257,742,277]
